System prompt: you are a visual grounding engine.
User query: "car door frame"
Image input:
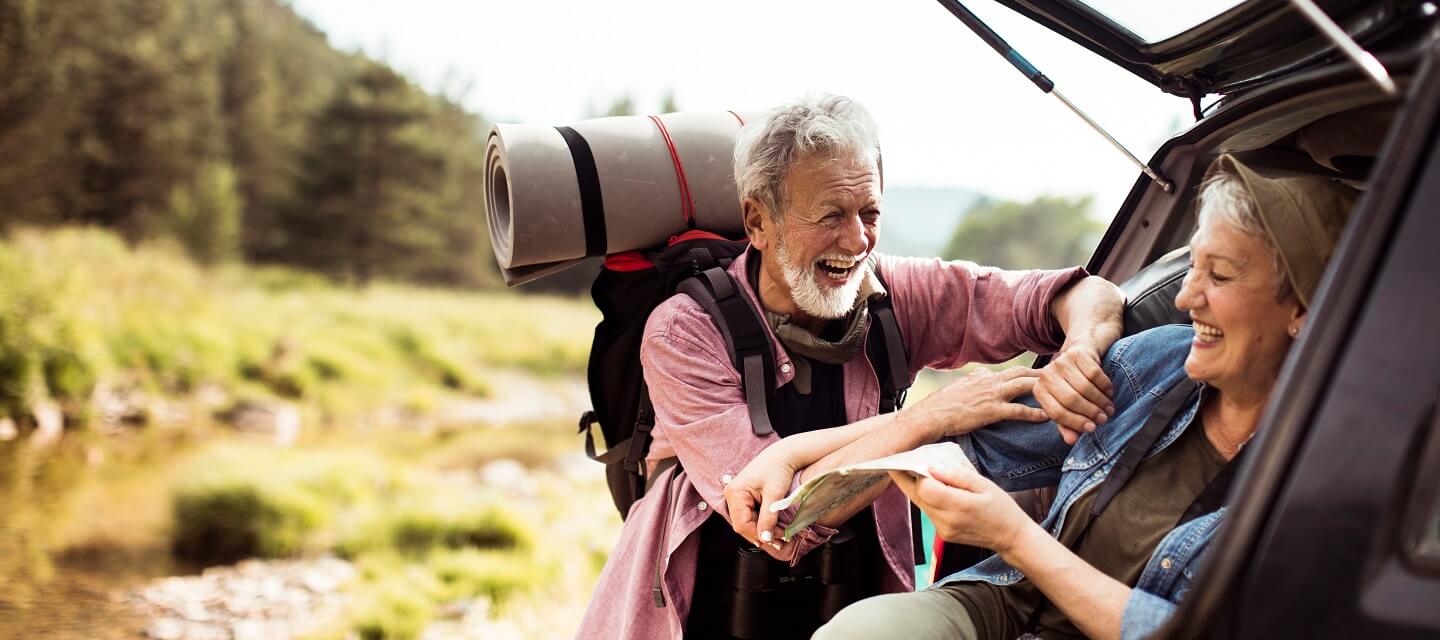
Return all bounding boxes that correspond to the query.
[1152,32,1440,640]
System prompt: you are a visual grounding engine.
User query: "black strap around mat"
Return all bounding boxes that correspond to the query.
[554,125,607,258]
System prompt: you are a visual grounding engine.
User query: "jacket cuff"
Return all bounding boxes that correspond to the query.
[1120,588,1177,640]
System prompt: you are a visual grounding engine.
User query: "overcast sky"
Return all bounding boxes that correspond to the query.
[287,0,1221,220]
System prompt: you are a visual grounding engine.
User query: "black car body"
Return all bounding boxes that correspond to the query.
[967,1,1440,636]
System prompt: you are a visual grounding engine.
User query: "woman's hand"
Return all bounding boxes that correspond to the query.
[724,441,799,559]
[901,367,1049,439]
[889,465,1037,555]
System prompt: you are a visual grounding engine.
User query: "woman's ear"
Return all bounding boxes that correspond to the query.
[742,198,771,250]
[1288,307,1308,338]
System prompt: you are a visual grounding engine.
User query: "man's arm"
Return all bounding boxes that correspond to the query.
[730,367,1049,541]
[802,275,1124,526]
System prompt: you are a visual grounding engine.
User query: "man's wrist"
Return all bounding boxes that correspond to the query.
[895,404,947,444]
[1061,321,1121,356]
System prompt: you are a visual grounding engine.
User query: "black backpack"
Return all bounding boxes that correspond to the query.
[578,231,913,520]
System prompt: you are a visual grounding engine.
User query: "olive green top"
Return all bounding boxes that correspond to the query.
[941,417,1228,639]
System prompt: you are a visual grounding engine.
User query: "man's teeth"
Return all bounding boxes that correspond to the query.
[817,258,858,281]
[1195,321,1224,343]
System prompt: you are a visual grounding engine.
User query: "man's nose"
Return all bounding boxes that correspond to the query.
[837,213,870,255]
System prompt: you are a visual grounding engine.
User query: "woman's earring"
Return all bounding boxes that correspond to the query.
[1288,326,1299,338]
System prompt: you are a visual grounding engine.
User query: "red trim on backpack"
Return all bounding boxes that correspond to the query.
[603,251,653,272]
[667,229,732,246]
[648,115,697,226]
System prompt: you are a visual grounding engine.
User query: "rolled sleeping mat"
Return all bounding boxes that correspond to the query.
[485,111,754,286]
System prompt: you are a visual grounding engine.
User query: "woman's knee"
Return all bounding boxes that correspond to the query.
[812,591,974,640]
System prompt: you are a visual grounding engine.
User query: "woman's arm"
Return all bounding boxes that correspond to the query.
[892,465,1130,640]
[1003,520,1129,640]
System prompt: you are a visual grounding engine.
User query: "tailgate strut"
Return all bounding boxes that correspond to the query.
[936,0,1175,193]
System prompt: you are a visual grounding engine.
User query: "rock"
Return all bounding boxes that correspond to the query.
[26,400,63,449]
[132,557,356,639]
[144,618,186,640]
[223,401,302,446]
[478,459,537,496]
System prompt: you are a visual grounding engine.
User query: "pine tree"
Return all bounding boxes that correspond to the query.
[283,63,447,283]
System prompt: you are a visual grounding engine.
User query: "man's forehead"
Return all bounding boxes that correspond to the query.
[786,153,880,192]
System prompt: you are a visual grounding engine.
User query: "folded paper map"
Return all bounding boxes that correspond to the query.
[769,442,974,540]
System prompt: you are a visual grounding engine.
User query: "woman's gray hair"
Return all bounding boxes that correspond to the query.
[1194,169,1297,302]
[733,94,880,221]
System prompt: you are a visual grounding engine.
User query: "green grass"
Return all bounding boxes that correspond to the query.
[0,227,598,425]
[169,441,556,639]
[346,549,549,640]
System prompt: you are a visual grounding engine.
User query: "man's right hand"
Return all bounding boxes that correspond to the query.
[724,442,799,561]
[902,367,1050,438]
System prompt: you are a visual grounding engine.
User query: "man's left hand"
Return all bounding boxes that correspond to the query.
[1035,344,1115,445]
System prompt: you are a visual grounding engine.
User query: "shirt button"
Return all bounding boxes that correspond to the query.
[721,474,733,486]
[1161,558,1173,570]
[780,363,793,374]
[697,501,709,512]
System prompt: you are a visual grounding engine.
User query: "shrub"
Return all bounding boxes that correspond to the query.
[338,499,533,558]
[170,446,394,564]
[172,480,331,564]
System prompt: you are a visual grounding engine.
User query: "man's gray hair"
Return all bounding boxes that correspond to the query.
[733,94,880,221]
[1194,169,1296,302]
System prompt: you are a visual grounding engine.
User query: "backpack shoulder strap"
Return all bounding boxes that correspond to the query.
[867,267,911,413]
[676,266,777,437]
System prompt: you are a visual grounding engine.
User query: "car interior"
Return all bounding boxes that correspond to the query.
[958,45,1422,582]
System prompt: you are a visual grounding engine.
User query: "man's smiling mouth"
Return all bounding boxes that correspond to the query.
[816,257,859,281]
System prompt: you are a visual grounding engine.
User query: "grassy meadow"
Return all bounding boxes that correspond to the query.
[0,228,616,639]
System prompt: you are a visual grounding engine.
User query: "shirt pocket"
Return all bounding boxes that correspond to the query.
[1061,431,1110,472]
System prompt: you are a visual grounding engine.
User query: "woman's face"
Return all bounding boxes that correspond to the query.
[1174,218,1305,395]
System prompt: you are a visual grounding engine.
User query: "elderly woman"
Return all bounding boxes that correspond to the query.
[808,154,1356,640]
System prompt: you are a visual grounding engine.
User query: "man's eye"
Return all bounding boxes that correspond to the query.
[1211,272,1233,283]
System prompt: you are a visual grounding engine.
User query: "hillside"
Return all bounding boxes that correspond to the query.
[878,186,982,258]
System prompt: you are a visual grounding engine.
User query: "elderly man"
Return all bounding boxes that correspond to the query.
[576,94,1124,640]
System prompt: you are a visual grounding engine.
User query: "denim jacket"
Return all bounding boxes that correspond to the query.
[937,324,1215,640]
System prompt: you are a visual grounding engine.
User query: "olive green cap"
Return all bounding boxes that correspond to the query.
[1206,154,1359,307]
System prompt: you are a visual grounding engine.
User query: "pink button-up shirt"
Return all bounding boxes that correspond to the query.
[577,249,1085,639]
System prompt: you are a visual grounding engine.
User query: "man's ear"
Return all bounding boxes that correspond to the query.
[742,198,772,250]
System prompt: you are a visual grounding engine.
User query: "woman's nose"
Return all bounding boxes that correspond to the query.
[1175,269,1203,312]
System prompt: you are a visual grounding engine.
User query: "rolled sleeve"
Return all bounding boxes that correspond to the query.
[878,254,1087,371]
[640,309,779,517]
[1120,588,1177,640]
[772,473,839,564]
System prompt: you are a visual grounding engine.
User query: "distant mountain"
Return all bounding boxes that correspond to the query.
[877,186,983,258]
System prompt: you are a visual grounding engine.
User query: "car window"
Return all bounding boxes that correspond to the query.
[1076,0,1246,42]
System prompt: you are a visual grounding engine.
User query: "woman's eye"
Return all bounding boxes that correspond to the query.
[1211,272,1233,283]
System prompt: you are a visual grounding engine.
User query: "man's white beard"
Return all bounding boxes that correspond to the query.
[774,234,868,320]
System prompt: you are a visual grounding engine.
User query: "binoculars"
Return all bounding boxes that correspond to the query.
[725,527,864,640]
